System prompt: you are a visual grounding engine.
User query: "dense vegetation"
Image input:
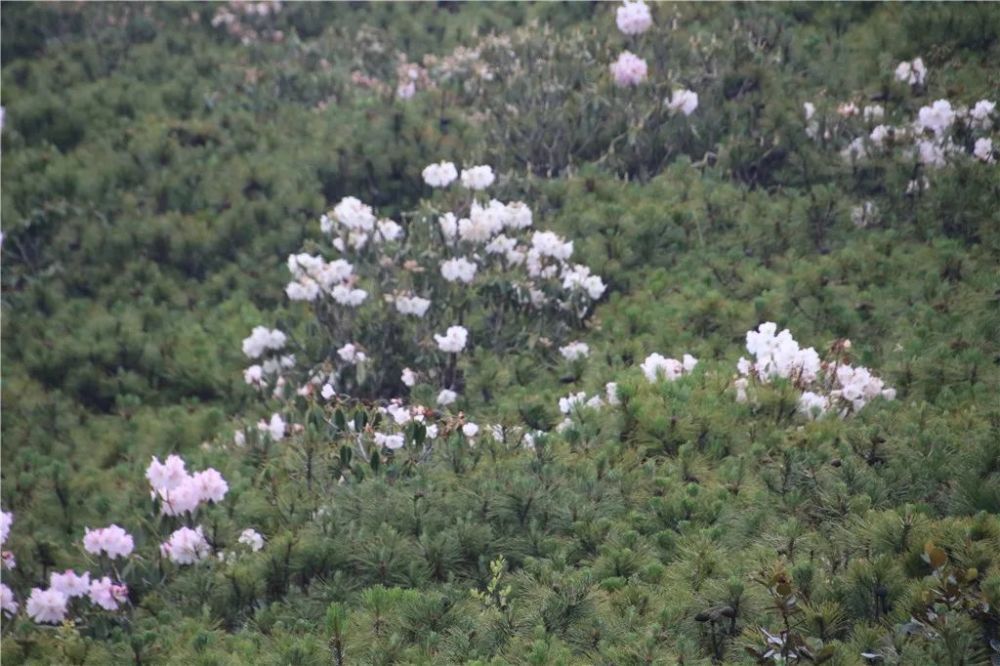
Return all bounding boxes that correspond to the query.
[2,3,999,664]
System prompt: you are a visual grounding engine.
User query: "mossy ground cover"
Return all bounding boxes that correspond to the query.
[2,3,999,664]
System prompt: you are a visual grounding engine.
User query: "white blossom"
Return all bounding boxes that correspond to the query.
[798,391,829,419]
[969,99,995,129]
[616,0,652,35]
[434,325,468,353]
[460,165,495,190]
[374,432,405,450]
[666,89,699,116]
[331,285,368,307]
[395,294,431,317]
[422,161,459,188]
[440,257,478,283]
[332,196,376,232]
[241,326,287,359]
[973,137,994,163]
[259,413,286,441]
[238,529,264,552]
[337,343,367,365]
[916,99,955,136]
[559,341,590,361]
[894,57,926,86]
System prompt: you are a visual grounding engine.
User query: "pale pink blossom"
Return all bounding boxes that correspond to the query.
[238,528,265,552]
[49,570,91,598]
[88,577,128,611]
[161,526,211,565]
[0,510,11,546]
[191,468,229,504]
[0,583,16,617]
[616,0,652,35]
[26,588,68,624]
[667,89,699,116]
[82,525,134,560]
[610,51,647,87]
[146,454,188,492]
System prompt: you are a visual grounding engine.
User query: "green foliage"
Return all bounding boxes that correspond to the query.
[3,2,1000,665]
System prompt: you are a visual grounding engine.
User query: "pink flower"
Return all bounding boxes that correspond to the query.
[666,89,699,116]
[0,510,11,546]
[157,479,202,517]
[89,577,128,611]
[49,570,91,598]
[146,455,188,492]
[82,525,134,560]
[610,51,647,87]
[161,526,210,565]
[26,588,68,624]
[191,468,229,504]
[616,0,652,35]
[1,583,17,617]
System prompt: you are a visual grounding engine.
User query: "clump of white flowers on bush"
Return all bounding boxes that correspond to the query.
[735,323,894,419]
[615,0,653,35]
[610,50,647,87]
[811,60,996,183]
[894,57,927,87]
[666,89,699,116]
[241,162,607,408]
[0,446,258,627]
[641,353,698,382]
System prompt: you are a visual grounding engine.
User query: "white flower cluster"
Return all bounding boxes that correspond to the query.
[894,57,927,87]
[610,50,647,87]
[146,455,229,517]
[641,353,698,383]
[616,0,652,35]
[558,391,605,414]
[553,381,622,433]
[819,77,996,175]
[242,326,287,359]
[460,165,495,190]
[371,401,442,449]
[0,510,11,546]
[739,323,821,385]
[422,161,458,188]
[441,256,478,283]
[337,342,367,365]
[258,412,287,440]
[242,326,295,389]
[559,341,590,361]
[321,196,404,253]
[915,99,955,136]
[666,89,699,116]
[82,525,135,560]
[285,253,356,302]
[435,325,468,353]
[238,528,265,552]
[374,432,405,450]
[807,57,994,178]
[246,164,606,423]
[395,294,431,317]
[736,323,894,419]
[13,524,135,619]
[561,264,607,301]
[161,526,211,566]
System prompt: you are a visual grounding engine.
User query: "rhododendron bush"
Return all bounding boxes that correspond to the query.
[244,165,606,406]
[2,2,1000,665]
